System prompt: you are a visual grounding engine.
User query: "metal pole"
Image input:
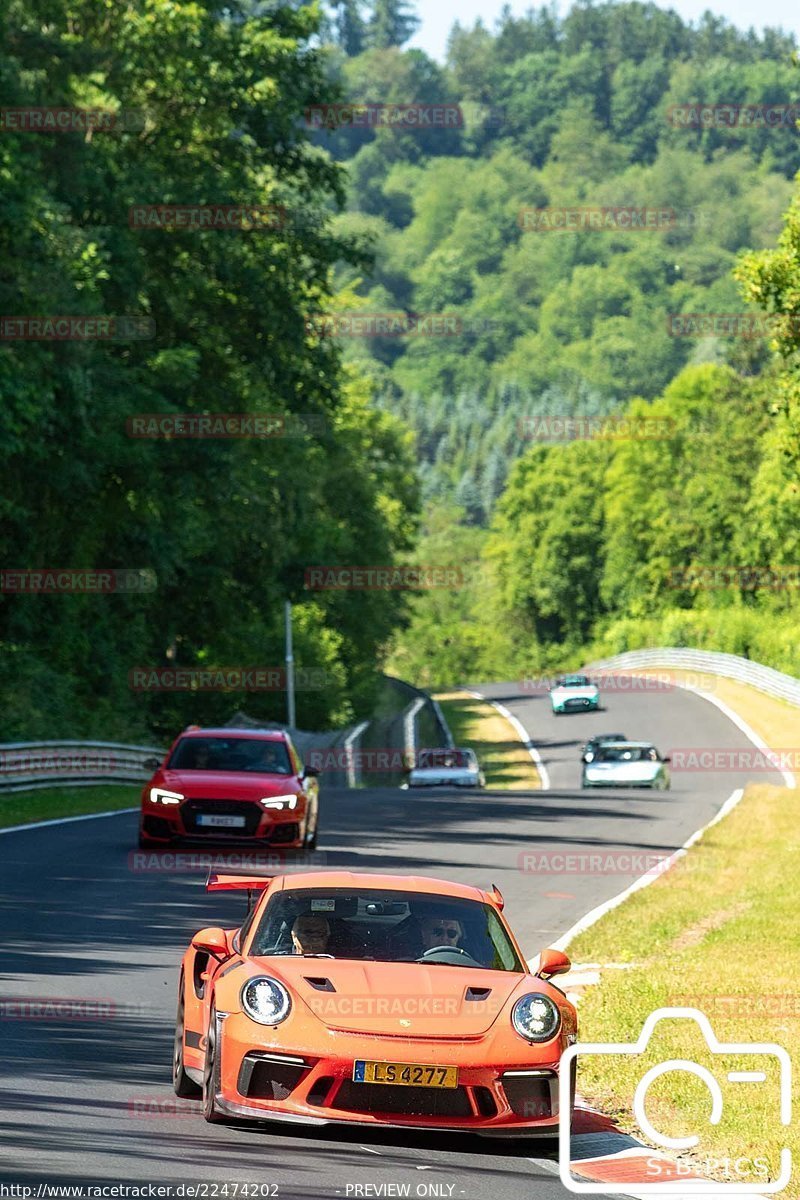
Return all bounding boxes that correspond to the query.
[285,600,296,729]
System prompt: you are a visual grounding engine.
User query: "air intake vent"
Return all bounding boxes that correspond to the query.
[465,987,491,1001]
[305,977,335,992]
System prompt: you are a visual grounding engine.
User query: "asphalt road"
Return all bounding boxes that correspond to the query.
[0,678,783,1197]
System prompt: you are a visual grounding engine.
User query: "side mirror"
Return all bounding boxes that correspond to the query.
[143,756,162,772]
[661,755,671,763]
[536,947,572,980]
[302,765,320,779]
[191,927,230,960]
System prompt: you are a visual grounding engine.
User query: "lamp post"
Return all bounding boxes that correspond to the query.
[285,600,296,729]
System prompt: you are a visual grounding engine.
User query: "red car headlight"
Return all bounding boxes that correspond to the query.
[149,787,184,805]
[260,794,299,811]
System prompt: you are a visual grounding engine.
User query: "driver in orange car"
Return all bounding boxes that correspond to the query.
[291,912,331,955]
[420,915,464,951]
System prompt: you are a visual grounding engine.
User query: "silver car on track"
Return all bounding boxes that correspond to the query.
[581,741,671,790]
[404,748,485,789]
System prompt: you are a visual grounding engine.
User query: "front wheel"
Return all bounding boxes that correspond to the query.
[203,1005,226,1123]
[173,974,201,1099]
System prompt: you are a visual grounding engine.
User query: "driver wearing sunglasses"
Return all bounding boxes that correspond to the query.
[419,915,464,951]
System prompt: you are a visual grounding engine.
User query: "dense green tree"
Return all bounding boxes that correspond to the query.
[0,0,420,739]
[367,0,420,49]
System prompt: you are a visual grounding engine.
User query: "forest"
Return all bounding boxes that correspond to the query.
[2,0,800,738]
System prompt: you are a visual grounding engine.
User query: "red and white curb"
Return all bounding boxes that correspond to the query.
[567,1099,704,1190]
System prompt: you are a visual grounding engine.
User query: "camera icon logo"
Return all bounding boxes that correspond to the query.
[559,1007,792,1193]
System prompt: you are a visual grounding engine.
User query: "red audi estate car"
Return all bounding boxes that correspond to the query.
[138,727,319,851]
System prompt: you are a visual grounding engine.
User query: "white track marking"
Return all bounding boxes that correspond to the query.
[0,806,138,836]
[466,691,550,790]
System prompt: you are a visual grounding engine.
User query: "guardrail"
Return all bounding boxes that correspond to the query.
[583,647,800,706]
[0,740,166,794]
[0,679,453,795]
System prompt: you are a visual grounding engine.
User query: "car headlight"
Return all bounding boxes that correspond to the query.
[149,787,184,805]
[241,976,292,1025]
[512,993,561,1043]
[260,794,299,810]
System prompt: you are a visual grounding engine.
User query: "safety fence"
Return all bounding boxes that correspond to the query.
[583,647,800,706]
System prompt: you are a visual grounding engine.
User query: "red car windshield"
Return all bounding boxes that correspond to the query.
[168,736,293,774]
[249,888,524,971]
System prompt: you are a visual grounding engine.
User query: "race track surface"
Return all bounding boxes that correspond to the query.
[0,679,782,1197]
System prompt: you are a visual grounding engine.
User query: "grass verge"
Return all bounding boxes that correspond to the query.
[434,690,541,790]
[0,784,139,830]
[569,668,800,1194]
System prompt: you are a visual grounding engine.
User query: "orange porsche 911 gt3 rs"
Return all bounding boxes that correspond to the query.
[174,869,578,1136]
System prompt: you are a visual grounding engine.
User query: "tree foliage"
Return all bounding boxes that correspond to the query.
[0,0,419,739]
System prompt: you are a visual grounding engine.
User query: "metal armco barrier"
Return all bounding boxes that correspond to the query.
[0,678,451,796]
[583,647,800,706]
[0,740,166,793]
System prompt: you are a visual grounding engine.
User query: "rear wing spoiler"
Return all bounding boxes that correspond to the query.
[206,867,277,893]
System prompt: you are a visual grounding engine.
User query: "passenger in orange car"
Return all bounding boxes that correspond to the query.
[420,915,464,951]
[291,912,331,955]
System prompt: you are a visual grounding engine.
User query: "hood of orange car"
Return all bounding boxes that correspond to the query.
[253,958,530,1036]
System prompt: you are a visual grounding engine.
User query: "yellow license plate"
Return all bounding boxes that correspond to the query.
[353,1060,458,1088]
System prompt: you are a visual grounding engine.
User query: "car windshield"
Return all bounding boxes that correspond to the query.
[249,888,524,971]
[561,675,590,687]
[416,749,475,769]
[168,736,293,774]
[595,745,658,763]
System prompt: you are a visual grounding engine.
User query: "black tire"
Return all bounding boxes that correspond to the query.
[138,831,158,850]
[173,975,202,1099]
[203,1004,226,1123]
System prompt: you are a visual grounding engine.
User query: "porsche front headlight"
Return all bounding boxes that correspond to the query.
[241,976,291,1025]
[512,993,561,1043]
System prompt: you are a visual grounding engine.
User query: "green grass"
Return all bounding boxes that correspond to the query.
[434,690,541,790]
[569,781,800,1194]
[0,784,139,829]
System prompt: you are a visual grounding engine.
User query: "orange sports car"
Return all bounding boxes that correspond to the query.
[174,869,577,1136]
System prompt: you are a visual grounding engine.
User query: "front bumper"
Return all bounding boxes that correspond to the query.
[583,773,661,787]
[141,798,304,847]
[552,696,599,713]
[211,1013,566,1134]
